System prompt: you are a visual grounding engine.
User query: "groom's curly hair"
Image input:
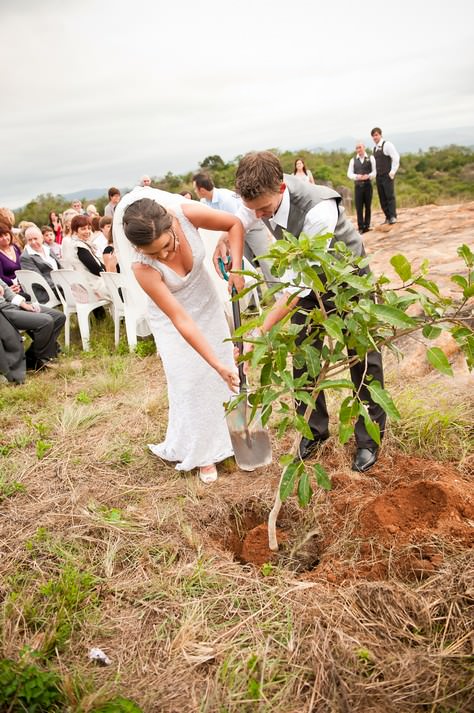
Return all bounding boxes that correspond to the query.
[123,198,173,246]
[235,151,283,200]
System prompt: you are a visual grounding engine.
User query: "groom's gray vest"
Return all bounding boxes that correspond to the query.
[264,174,366,263]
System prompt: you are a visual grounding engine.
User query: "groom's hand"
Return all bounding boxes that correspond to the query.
[229,272,244,294]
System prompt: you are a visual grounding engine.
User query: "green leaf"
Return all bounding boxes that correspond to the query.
[339,396,353,423]
[463,285,474,299]
[313,463,331,491]
[275,345,287,371]
[426,347,453,376]
[343,273,372,291]
[338,421,354,444]
[297,471,313,507]
[317,378,354,391]
[260,362,272,386]
[371,303,417,328]
[277,416,290,438]
[302,266,325,292]
[422,324,442,340]
[294,390,316,409]
[250,343,267,367]
[324,315,345,343]
[413,276,440,297]
[390,254,412,282]
[457,244,474,267]
[451,274,468,289]
[281,370,295,390]
[279,454,294,466]
[362,411,381,446]
[302,344,321,377]
[280,461,302,501]
[294,414,314,440]
[366,380,401,420]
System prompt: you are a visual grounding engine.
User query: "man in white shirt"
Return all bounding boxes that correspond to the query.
[193,172,274,288]
[347,142,377,233]
[223,151,385,473]
[371,127,400,225]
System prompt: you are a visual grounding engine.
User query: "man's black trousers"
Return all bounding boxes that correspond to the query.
[291,291,386,449]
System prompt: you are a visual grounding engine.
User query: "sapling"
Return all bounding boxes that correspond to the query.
[231,235,474,551]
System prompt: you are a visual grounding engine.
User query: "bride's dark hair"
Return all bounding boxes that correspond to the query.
[123,198,173,246]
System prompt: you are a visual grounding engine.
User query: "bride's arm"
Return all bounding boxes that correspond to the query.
[181,202,245,293]
[132,262,239,392]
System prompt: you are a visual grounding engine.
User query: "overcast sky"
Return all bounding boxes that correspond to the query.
[2,0,474,207]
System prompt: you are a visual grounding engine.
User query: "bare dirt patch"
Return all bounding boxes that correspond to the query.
[205,450,473,586]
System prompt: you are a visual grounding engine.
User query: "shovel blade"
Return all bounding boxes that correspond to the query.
[226,400,272,471]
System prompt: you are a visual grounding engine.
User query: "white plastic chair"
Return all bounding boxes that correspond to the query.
[99,272,124,347]
[15,269,61,308]
[51,269,111,350]
[100,271,151,351]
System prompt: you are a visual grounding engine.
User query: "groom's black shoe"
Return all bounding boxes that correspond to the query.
[352,447,378,472]
[298,433,329,460]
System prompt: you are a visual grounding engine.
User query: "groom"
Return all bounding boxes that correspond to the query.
[216,151,385,472]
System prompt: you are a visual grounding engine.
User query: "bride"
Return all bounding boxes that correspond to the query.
[114,187,244,483]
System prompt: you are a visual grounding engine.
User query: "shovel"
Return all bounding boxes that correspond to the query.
[226,288,272,471]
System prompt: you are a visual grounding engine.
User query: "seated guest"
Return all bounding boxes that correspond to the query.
[41,226,62,260]
[0,277,65,371]
[69,215,109,299]
[0,207,16,230]
[20,226,61,303]
[101,216,119,272]
[90,216,108,256]
[59,209,80,268]
[0,219,27,297]
[86,204,99,218]
[0,310,26,384]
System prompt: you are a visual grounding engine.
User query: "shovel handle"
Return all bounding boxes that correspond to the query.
[231,288,246,389]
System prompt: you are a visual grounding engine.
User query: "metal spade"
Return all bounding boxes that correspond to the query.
[226,291,272,471]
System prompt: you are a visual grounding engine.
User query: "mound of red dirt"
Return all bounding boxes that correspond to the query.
[222,453,473,582]
[359,479,474,544]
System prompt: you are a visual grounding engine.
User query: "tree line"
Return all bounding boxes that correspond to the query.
[15,145,474,227]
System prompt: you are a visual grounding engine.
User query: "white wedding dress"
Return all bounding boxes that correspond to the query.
[116,194,234,471]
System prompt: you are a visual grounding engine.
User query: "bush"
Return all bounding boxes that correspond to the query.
[0,658,64,712]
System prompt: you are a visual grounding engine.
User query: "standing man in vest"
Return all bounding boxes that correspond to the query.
[193,172,274,288]
[347,142,376,233]
[371,127,400,225]
[214,151,385,472]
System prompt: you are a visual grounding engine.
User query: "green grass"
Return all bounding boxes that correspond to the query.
[389,385,474,462]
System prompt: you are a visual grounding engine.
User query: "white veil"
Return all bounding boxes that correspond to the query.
[113,186,187,326]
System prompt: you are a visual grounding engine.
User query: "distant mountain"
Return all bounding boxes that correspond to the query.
[61,188,108,200]
[310,126,474,153]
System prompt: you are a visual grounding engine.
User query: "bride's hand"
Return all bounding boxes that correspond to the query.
[213,237,231,277]
[217,363,239,393]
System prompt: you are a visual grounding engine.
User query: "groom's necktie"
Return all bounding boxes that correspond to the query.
[263,219,284,240]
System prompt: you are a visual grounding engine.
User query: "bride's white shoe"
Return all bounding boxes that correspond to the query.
[198,465,218,484]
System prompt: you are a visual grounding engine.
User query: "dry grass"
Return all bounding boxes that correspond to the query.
[1,350,473,712]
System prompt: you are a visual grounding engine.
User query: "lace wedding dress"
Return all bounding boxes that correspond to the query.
[130,203,234,471]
